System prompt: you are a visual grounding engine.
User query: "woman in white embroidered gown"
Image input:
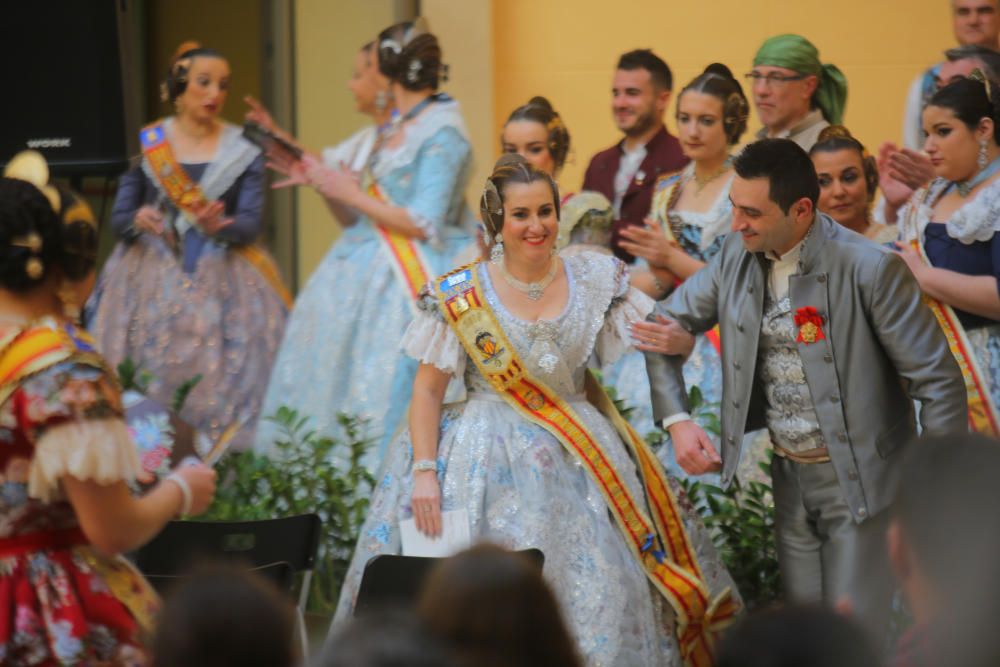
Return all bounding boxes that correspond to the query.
[334,155,736,666]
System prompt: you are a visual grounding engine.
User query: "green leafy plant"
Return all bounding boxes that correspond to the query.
[681,466,781,611]
[115,358,201,413]
[200,407,375,614]
[116,358,154,395]
[171,374,203,413]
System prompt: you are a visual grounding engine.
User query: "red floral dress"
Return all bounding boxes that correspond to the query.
[0,319,158,665]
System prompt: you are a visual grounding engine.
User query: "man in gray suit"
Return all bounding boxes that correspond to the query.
[644,138,967,638]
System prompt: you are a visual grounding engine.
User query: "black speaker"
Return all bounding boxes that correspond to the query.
[0,1,139,177]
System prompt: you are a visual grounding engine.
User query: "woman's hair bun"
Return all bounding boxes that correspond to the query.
[494,152,530,171]
[703,63,736,81]
[172,40,202,63]
[526,96,554,112]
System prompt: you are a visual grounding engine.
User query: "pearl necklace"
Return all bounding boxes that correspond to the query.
[498,257,560,301]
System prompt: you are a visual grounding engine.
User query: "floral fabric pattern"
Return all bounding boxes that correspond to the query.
[1,340,155,665]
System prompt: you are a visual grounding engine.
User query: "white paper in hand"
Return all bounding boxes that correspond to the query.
[399,509,472,557]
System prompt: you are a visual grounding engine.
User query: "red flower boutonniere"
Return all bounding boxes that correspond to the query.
[794,306,826,345]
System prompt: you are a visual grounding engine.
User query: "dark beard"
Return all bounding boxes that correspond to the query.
[622,108,659,138]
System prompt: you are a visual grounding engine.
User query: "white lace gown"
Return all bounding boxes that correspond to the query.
[334,251,736,666]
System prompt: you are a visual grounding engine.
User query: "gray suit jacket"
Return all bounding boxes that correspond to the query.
[645,214,967,522]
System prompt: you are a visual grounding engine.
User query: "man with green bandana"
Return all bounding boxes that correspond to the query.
[748,34,848,150]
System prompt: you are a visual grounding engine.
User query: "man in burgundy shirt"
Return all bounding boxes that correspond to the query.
[582,49,688,262]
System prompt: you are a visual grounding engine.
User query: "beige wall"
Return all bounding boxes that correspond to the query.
[422,0,495,206]
[293,0,398,284]
[493,0,955,191]
[145,0,262,125]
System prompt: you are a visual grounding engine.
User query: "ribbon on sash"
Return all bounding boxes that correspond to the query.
[364,174,434,311]
[435,263,738,667]
[139,121,292,308]
[902,189,1000,436]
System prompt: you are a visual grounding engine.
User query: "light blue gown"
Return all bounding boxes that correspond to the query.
[254,99,474,471]
[333,252,737,666]
[604,170,733,478]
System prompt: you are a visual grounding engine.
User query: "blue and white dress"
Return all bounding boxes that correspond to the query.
[254,99,475,471]
[333,252,736,666]
[896,177,1000,411]
[605,169,732,476]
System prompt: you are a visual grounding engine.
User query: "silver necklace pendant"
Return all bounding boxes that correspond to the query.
[527,285,544,300]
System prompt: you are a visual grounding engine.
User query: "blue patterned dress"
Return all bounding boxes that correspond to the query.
[333,252,736,666]
[605,169,732,477]
[254,99,475,471]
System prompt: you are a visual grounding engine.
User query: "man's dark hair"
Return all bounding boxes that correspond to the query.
[733,138,819,212]
[616,49,673,91]
[945,44,1000,80]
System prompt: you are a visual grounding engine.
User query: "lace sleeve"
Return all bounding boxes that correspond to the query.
[17,361,140,501]
[400,285,467,376]
[596,260,654,365]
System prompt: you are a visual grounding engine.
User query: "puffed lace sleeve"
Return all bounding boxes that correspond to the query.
[20,361,141,502]
[400,284,467,377]
[596,259,654,366]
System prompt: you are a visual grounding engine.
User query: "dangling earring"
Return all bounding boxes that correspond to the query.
[490,233,504,264]
[57,280,80,323]
[979,138,989,170]
[375,90,389,114]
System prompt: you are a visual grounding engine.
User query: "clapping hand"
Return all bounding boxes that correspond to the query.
[306,157,362,203]
[877,142,919,210]
[619,219,678,269]
[133,205,165,235]
[885,144,935,191]
[244,95,277,134]
[191,200,233,236]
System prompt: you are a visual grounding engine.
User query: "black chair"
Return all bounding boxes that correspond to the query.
[143,560,295,596]
[135,514,321,655]
[354,548,544,617]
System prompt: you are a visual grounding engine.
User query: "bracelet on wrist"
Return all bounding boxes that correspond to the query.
[412,459,437,473]
[165,473,193,517]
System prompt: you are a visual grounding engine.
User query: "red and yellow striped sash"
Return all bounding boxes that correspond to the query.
[141,122,291,308]
[435,263,738,667]
[0,320,106,407]
[903,187,1000,436]
[910,238,1000,435]
[140,122,208,216]
[366,178,432,306]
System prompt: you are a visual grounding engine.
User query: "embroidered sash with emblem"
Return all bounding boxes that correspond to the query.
[139,121,292,308]
[434,262,739,667]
